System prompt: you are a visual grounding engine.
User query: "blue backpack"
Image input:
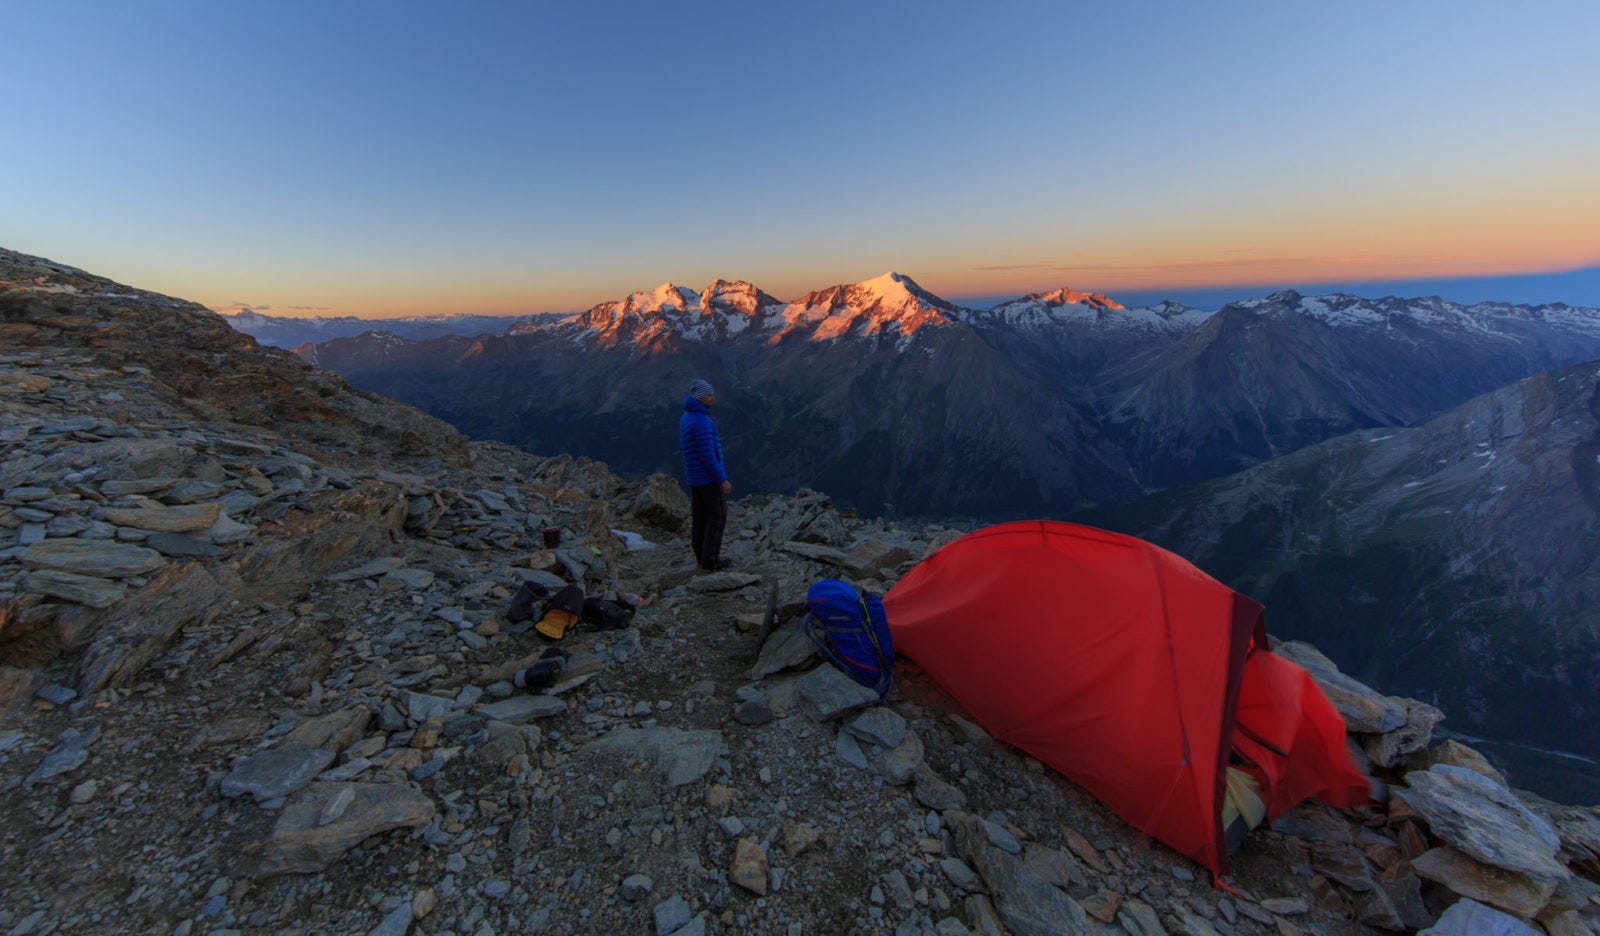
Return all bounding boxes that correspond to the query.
[803,579,895,697]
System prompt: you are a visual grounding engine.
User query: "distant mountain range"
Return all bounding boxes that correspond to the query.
[289,271,1600,518]
[1084,356,1600,767]
[221,309,560,348]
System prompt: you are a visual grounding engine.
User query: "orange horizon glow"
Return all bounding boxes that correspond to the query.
[191,251,1600,320]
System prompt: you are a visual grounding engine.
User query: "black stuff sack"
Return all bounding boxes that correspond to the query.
[581,595,637,631]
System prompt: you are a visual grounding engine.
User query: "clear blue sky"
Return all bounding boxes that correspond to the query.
[4,1,1598,316]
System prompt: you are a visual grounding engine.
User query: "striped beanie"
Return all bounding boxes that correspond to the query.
[689,378,715,401]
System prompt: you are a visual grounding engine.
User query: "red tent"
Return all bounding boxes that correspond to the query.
[883,520,1370,876]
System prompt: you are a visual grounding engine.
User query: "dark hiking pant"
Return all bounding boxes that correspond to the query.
[690,482,726,568]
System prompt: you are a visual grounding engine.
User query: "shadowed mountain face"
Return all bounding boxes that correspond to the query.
[1083,358,1600,763]
[293,278,1600,518]
[222,309,537,348]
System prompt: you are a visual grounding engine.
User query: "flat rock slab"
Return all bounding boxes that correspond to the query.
[873,729,925,785]
[22,569,125,608]
[1395,765,1567,885]
[325,557,406,582]
[476,694,568,724]
[101,501,222,532]
[100,478,179,496]
[583,726,724,787]
[686,571,760,593]
[403,691,462,722]
[256,781,436,878]
[780,540,851,566]
[20,539,165,578]
[1418,897,1542,936]
[796,664,879,720]
[1412,846,1557,918]
[145,531,227,558]
[748,620,815,681]
[283,706,371,754]
[1362,696,1444,768]
[846,707,907,749]
[23,728,98,787]
[221,743,337,800]
[383,568,435,589]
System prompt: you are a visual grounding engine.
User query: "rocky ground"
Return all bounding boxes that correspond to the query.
[1,247,1598,936]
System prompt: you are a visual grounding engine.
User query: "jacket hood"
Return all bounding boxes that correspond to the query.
[683,396,709,413]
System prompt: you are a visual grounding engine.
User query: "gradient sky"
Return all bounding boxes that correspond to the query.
[4,1,1598,317]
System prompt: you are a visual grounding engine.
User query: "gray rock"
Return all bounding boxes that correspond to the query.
[383,568,435,589]
[873,729,925,785]
[1418,898,1542,936]
[478,721,527,768]
[748,620,816,681]
[686,570,760,593]
[256,781,436,877]
[23,728,98,786]
[940,857,985,893]
[1363,697,1446,768]
[17,523,46,546]
[1116,898,1167,936]
[326,557,405,582]
[367,901,413,936]
[970,846,1089,936]
[509,568,568,592]
[145,531,227,558]
[796,665,879,720]
[99,501,221,532]
[21,569,126,608]
[20,538,165,577]
[611,629,643,663]
[34,684,78,705]
[584,726,724,787]
[836,730,870,770]
[846,707,907,749]
[653,895,692,935]
[733,698,774,726]
[620,873,653,901]
[476,694,568,724]
[779,540,851,566]
[913,765,968,811]
[1395,765,1567,884]
[100,478,179,496]
[403,692,461,722]
[845,536,918,576]
[1260,897,1309,915]
[983,820,1022,855]
[220,743,336,800]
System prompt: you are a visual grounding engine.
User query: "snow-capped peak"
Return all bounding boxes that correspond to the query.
[775,272,966,344]
[618,283,700,316]
[1027,287,1125,311]
[982,288,1203,333]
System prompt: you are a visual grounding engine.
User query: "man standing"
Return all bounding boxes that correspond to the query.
[679,378,732,571]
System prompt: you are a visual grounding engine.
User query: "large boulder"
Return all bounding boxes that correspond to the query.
[1395,765,1568,887]
[625,474,689,532]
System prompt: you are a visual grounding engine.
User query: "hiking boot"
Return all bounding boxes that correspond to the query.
[514,646,569,690]
[703,557,732,571]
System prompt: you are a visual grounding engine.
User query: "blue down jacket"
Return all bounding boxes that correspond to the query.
[678,396,726,487]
